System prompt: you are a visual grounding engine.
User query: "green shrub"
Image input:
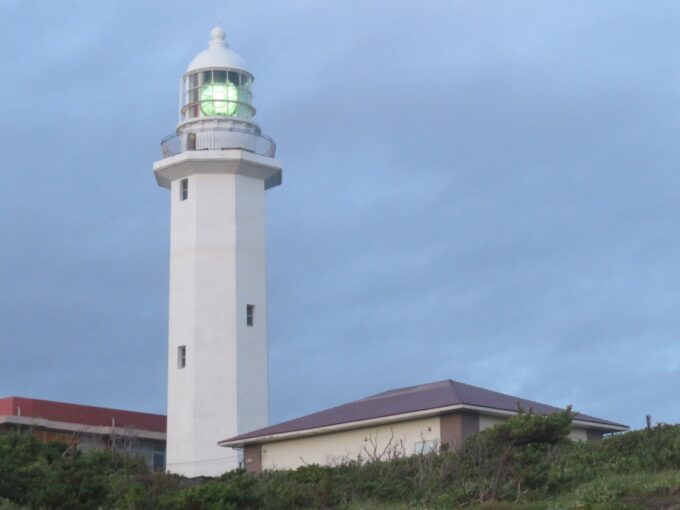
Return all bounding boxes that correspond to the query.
[1,421,680,509]
[0,499,29,510]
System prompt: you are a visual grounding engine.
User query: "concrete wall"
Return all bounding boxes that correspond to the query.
[587,430,604,442]
[250,412,611,472]
[260,417,441,470]
[440,412,479,449]
[569,428,588,441]
[235,175,269,436]
[479,415,505,431]
[166,171,269,477]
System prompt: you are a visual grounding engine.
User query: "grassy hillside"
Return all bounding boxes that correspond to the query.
[1,412,679,509]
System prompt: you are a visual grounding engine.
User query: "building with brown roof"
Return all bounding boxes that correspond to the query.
[219,379,627,473]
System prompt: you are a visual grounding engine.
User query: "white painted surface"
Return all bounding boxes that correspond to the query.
[153,150,281,190]
[158,159,280,477]
[260,417,441,470]
[157,27,281,477]
[187,27,248,73]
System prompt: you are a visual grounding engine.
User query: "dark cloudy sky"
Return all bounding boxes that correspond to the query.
[1,1,678,430]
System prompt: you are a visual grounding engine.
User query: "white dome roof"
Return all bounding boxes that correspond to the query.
[186,27,249,74]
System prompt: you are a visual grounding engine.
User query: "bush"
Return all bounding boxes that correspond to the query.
[0,433,149,509]
[0,500,29,510]
[1,420,680,509]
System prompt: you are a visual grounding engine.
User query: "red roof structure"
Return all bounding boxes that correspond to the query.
[0,397,166,433]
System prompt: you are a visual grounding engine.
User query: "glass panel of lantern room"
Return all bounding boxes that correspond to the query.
[189,82,199,119]
[180,79,187,121]
[200,73,239,117]
[240,88,252,105]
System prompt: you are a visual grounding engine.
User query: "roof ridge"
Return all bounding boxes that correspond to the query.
[447,379,464,403]
[368,379,453,399]
[454,380,543,409]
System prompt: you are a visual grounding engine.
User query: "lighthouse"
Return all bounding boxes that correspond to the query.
[153,27,282,477]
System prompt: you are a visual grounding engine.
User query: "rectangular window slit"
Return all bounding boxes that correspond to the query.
[179,178,189,201]
[246,305,255,327]
[177,345,186,369]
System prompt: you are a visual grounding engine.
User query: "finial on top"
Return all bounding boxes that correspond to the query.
[209,26,227,48]
[186,25,246,73]
[211,26,225,41]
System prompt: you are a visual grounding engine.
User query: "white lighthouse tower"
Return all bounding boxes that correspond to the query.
[153,27,282,477]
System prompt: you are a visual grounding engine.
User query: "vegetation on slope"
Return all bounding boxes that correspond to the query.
[1,411,679,509]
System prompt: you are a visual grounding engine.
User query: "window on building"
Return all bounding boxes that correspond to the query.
[413,439,438,455]
[180,178,189,201]
[152,451,166,472]
[130,441,166,473]
[178,345,186,369]
[246,305,255,327]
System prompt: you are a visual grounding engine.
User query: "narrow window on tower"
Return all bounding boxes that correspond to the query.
[246,305,255,327]
[179,178,189,201]
[177,345,186,369]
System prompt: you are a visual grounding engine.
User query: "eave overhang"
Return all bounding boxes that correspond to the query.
[0,415,166,441]
[218,404,628,448]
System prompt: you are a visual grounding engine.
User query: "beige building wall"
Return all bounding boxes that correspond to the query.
[568,428,588,441]
[242,412,612,472]
[479,415,505,431]
[260,417,441,470]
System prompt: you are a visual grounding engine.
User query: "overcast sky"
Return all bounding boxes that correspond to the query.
[0,1,679,430]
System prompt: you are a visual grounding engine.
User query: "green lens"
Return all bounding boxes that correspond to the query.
[200,83,239,116]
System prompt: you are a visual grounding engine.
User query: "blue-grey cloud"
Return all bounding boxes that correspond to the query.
[0,0,677,430]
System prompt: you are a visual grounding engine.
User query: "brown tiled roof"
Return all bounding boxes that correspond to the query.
[222,379,627,445]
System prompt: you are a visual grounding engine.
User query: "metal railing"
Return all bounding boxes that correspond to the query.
[160,127,276,158]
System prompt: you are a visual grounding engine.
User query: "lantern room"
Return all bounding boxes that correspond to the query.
[179,27,256,125]
[181,68,254,122]
[162,27,276,159]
